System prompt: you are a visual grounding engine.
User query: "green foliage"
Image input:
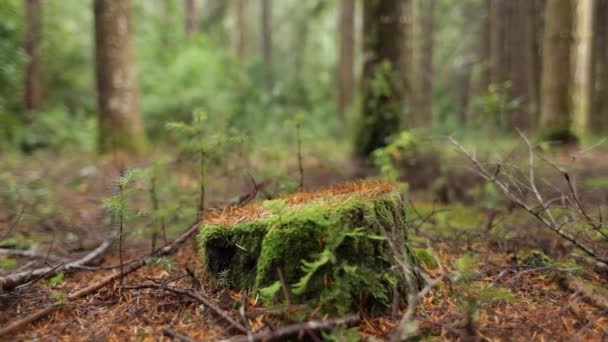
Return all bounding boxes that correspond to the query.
[0,258,17,270]
[20,109,96,152]
[414,248,439,270]
[50,290,69,305]
[0,0,24,114]
[470,82,521,132]
[145,257,175,272]
[45,272,65,287]
[371,131,417,186]
[356,61,403,157]
[263,199,289,217]
[101,169,142,222]
[521,250,553,267]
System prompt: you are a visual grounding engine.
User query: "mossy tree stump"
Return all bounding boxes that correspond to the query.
[198,182,421,315]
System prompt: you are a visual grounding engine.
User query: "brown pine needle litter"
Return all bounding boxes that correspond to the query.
[0,181,606,341]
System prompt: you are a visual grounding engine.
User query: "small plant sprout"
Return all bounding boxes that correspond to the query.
[167,110,243,219]
[289,113,305,191]
[102,168,141,285]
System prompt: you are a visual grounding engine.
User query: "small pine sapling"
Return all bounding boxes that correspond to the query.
[102,169,141,285]
[167,110,243,219]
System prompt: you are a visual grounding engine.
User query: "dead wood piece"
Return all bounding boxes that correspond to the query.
[0,248,65,263]
[219,315,360,342]
[0,239,112,292]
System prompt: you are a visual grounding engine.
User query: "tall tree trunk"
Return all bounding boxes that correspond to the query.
[337,0,355,121]
[94,0,146,155]
[523,0,543,130]
[572,0,595,136]
[355,0,409,158]
[539,0,575,142]
[261,0,273,94]
[489,0,507,87]
[185,0,197,36]
[592,0,608,132]
[24,0,43,111]
[234,0,247,64]
[413,0,435,127]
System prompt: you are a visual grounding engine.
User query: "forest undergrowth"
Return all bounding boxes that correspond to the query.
[1,139,607,341]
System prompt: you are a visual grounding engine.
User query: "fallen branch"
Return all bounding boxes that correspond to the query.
[0,239,112,292]
[0,221,200,338]
[0,248,65,263]
[219,315,360,342]
[124,283,248,334]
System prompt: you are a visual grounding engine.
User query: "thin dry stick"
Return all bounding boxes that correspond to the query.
[0,239,112,292]
[219,315,360,342]
[0,221,200,338]
[448,136,608,264]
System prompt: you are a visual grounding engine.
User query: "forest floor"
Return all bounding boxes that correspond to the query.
[1,143,607,341]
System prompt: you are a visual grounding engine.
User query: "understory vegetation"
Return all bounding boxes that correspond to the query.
[2,0,608,341]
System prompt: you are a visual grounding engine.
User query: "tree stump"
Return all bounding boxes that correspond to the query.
[198,182,421,314]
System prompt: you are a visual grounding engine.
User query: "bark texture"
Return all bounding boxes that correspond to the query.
[572,0,595,136]
[234,0,247,63]
[94,0,147,155]
[592,0,608,132]
[539,0,575,142]
[355,0,409,158]
[337,0,355,121]
[413,0,435,127]
[24,0,43,111]
[185,0,197,36]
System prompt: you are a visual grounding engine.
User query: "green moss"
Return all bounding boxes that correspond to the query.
[538,127,579,146]
[414,248,439,270]
[521,250,553,267]
[198,191,420,315]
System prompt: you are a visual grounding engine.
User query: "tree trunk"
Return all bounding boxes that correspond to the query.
[337,0,355,121]
[539,0,575,142]
[413,0,435,127]
[572,0,595,136]
[234,0,247,64]
[185,0,197,36]
[261,0,273,94]
[94,0,147,155]
[592,0,608,132]
[24,0,43,111]
[355,0,409,158]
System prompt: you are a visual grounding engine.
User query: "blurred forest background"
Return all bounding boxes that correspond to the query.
[2,0,606,156]
[1,0,608,341]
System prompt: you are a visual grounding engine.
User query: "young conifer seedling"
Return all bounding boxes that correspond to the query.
[102,169,140,285]
[166,111,243,219]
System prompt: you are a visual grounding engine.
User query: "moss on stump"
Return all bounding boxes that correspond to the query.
[198,182,421,315]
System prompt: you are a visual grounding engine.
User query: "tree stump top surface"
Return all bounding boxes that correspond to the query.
[203,181,399,227]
